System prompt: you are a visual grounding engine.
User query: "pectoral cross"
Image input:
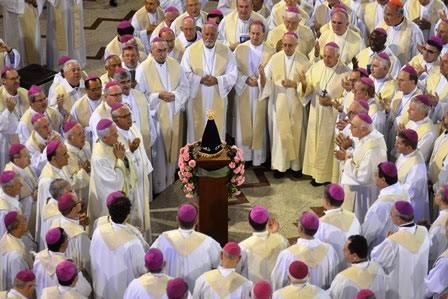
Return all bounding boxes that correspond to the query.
[322,89,328,97]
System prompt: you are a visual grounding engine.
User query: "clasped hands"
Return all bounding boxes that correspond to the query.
[200,75,218,86]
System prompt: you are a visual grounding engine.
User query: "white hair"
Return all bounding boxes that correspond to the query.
[411,98,430,115]
[373,54,391,69]
[325,45,340,56]
[97,125,113,139]
[63,59,80,73]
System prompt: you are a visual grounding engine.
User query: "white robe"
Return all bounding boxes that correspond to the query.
[33,250,91,299]
[271,238,340,290]
[340,129,387,222]
[89,103,112,143]
[396,151,430,222]
[39,198,60,250]
[151,228,222,290]
[45,0,86,69]
[371,224,430,299]
[0,190,22,239]
[405,117,437,162]
[431,132,448,192]
[429,209,448,266]
[48,78,85,112]
[0,92,23,171]
[192,266,253,299]
[69,96,100,143]
[90,222,148,299]
[272,282,330,299]
[425,249,448,298]
[17,108,63,145]
[124,272,178,299]
[362,182,409,249]
[386,18,425,65]
[136,59,189,194]
[180,43,237,143]
[0,234,31,290]
[328,261,388,299]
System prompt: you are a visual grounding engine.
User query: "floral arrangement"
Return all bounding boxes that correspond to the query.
[178,143,246,199]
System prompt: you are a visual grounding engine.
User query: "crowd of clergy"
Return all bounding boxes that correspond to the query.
[2,0,448,297]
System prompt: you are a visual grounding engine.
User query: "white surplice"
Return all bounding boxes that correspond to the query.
[405,117,437,162]
[0,189,22,239]
[429,209,448,266]
[425,248,448,298]
[0,234,32,290]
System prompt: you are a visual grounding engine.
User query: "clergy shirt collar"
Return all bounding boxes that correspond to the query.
[249,43,263,51]
[403,86,418,97]
[105,102,112,112]
[351,260,369,267]
[48,250,65,257]
[392,17,406,31]
[399,221,416,228]
[414,116,430,125]
[111,221,128,229]
[61,78,79,93]
[203,44,216,52]
[63,215,80,224]
[380,182,401,195]
[178,227,194,238]
[58,285,76,294]
[88,97,101,106]
[65,141,85,153]
[117,126,131,139]
[218,265,236,277]
[7,289,27,299]
[403,149,418,158]
[420,0,433,7]
[35,130,48,144]
[0,189,19,202]
[4,88,19,98]
[252,230,269,239]
[324,207,343,215]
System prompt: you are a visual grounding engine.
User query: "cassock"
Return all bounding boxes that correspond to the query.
[371,224,430,299]
[268,2,310,30]
[362,182,409,249]
[328,261,388,298]
[0,86,28,170]
[318,29,365,65]
[271,238,339,290]
[70,95,101,142]
[262,50,310,172]
[89,102,112,142]
[425,248,448,298]
[65,141,90,204]
[396,150,430,222]
[48,78,85,114]
[131,6,164,50]
[383,17,425,65]
[0,41,20,69]
[404,0,447,40]
[17,107,62,144]
[265,23,315,56]
[3,162,38,238]
[0,233,32,290]
[49,216,90,274]
[123,272,173,299]
[117,125,153,235]
[45,0,86,68]
[429,131,448,191]
[405,117,437,161]
[90,220,148,299]
[33,249,91,299]
[429,209,448,266]
[301,60,350,183]
[0,1,42,66]
[341,129,387,222]
[238,231,289,282]
[171,12,208,36]
[355,47,401,79]
[218,10,266,46]
[272,282,330,299]
[314,208,361,268]
[181,40,237,143]
[136,55,188,194]
[192,266,253,299]
[151,228,222,290]
[88,140,136,221]
[386,87,422,153]
[234,41,275,166]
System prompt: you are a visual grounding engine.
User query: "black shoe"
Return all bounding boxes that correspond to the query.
[273,170,285,178]
[109,0,117,7]
[310,179,325,187]
[291,170,302,178]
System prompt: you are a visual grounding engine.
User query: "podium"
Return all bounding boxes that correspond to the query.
[196,149,231,246]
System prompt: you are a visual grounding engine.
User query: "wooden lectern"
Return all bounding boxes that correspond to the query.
[196,149,231,246]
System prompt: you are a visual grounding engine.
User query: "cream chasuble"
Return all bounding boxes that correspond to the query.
[429,132,448,185]
[404,0,447,39]
[268,1,310,29]
[220,10,266,46]
[234,41,275,165]
[181,40,237,142]
[172,11,208,36]
[301,61,350,183]
[124,272,173,299]
[273,283,330,299]
[362,2,385,34]
[104,36,147,62]
[18,107,61,144]
[262,51,310,172]
[132,6,164,33]
[318,29,364,65]
[266,23,315,56]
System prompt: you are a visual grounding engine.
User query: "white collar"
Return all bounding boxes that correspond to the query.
[218,266,236,277]
[0,189,19,203]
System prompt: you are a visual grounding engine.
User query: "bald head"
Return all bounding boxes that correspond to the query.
[282,34,298,56]
[203,23,218,48]
[182,17,197,41]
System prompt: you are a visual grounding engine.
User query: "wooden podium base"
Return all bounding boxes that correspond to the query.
[196,149,231,246]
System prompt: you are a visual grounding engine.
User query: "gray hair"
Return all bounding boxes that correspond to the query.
[0,176,19,189]
[29,91,45,103]
[113,69,131,81]
[63,59,80,73]
[111,105,130,118]
[49,179,71,199]
[97,125,113,139]
[411,98,430,115]
[373,54,391,69]
[105,55,121,67]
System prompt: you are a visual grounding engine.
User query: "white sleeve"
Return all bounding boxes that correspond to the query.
[216,49,237,99]
[371,238,398,274]
[425,258,448,297]
[271,250,292,290]
[180,47,202,99]
[74,271,92,297]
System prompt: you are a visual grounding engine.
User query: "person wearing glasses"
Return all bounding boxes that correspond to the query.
[410,36,444,87]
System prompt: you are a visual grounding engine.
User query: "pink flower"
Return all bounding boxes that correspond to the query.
[231,177,236,183]
[240,168,245,175]
[186,193,193,199]
[229,162,236,169]
[179,164,186,172]
[182,152,190,161]
[181,178,189,183]
[234,157,241,163]
[185,172,192,178]
[234,165,242,174]
[236,176,245,186]
[188,160,196,168]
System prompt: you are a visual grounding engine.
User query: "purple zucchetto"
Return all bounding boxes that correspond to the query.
[117,20,132,30]
[299,211,319,230]
[56,260,77,282]
[151,36,165,44]
[360,77,374,87]
[177,204,197,222]
[223,242,241,256]
[28,85,42,96]
[9,144,25,156]
[357,100,370,112]
[252,280,272,299]
[4,211,18,227]
[110,102,125,112]
[145,248,164,271]
[31,113,45,124]
[106,191,124,206]
[1,66,14,77]
[377,51,391,62]
[16,269,35,282]
[413,94,431,107]
[165,6,179,13]
[104,80,119,91]
[96,119,113,131]
[327,183,344,201]
[208,8,223,16]
[356,289,376,299]
[379,161,397,177]
[63,120,78,133]
[325,41,339,49]
[356,112,373,124]
[401,64,417,76]
[85,73,99,82]
[373,27,387,35]
[46,227,63,245]
[428,36,444,51]
[46,140,61,157]
[58,55,71,66]
[288,260,309,280]
[249,205,269,224]
[159,27,175,36]
[395,200,414,216]
[166,278,188,299]
[114,66,126,74]
[0,170,16,184]
[402,128,418,144]
[284,31,299,39]
[57,193,77,212]
[119,34,134,44]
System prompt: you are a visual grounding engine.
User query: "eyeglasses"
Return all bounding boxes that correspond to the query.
[423,47,438,54]
[116,113,131,118]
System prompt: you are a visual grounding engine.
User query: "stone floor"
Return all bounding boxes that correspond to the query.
[0,1,324,243]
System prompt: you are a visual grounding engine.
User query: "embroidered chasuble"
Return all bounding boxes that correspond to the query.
[202,269,248,297]
[318,29,364,65]
[222,10,266,45]
[266,24,315,56]
[133,6,164,32]
[429,134,448,183]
